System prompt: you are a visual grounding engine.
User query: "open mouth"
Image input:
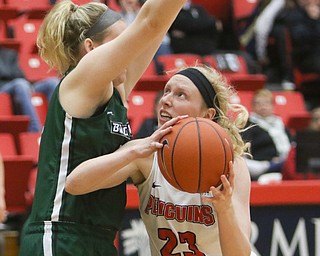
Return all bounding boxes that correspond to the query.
[159,110,172,122]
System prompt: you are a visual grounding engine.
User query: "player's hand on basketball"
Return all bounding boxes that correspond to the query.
[151,115,189,147]
[202,161,234,213]
[134,115,188,157]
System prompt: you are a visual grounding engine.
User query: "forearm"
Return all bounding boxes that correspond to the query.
[125,34,165,96]
[136,0,186,35]
[65,141,140,195]
[218,207,251,256]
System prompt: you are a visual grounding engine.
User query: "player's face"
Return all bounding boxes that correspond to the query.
[158,74,208,126]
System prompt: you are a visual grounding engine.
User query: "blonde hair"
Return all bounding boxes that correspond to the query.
[252,88,273,104]
[37,0,109,75]
[180,65,250,157]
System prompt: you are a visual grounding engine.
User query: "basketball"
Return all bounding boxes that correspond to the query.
[157,117,234,193]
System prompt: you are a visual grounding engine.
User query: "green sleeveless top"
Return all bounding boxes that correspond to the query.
[28,83,131,233]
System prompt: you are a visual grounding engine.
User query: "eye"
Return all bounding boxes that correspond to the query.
[177,92,186,98]
[163,88,170,95]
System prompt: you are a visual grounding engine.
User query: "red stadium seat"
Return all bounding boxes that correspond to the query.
[135,61,168,91]
[272,91,310,131]
[19,52,58,82]
[157,54,203,77]
[0,92,13,115]
[141,60,158,79]
[18,132,41,163]
[31,92,48,126]
[7,16,42,53]
[107,0,121,11]
[203,54,249,74]
[192,0,231,23]
[3,156,34,214]
[203,54,266,91]
[0,115,30,154]
[0,133,17,157]
[225,73,266,91]
[0,5,18,21]
[0,20,5,40]
[293,69,320,89]
[127,91,158,137]
[232,0,258,21]
[18,131,42,206]
[7,16,58,81]
[6,0,51,18]
[0,133,34,214]
[0,38,21,51]
[229,90,254,112]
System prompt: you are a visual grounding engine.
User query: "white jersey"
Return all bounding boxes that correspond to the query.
[137,153,222,256]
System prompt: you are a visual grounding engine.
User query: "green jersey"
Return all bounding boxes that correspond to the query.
[20,84,131,256]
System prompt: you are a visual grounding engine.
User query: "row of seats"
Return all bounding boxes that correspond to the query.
[0,132,40,215]
[137,53,267,92]
[0,92,44,216]
[128,90,311,137]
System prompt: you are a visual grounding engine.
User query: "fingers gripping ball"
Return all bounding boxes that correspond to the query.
[157,117,233,193]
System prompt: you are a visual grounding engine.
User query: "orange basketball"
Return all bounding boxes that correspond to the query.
[157,117,234,193]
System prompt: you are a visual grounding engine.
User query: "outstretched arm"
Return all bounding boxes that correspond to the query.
[62,0,186,117]
[65,116,186,194]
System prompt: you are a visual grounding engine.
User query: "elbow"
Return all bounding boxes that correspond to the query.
[65,177,82,195]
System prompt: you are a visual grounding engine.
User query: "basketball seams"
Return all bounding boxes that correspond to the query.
[158,117,233,193]
[195,118,202,193]
[171,120,195,191]
[198,119,227,187]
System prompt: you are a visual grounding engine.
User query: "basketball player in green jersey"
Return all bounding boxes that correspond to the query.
[19,0,187,255]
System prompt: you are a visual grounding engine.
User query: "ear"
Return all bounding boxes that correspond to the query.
[204,108,216,120]
[83,38,95,53]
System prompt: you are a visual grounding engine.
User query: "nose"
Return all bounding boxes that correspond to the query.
[160,93,171,107]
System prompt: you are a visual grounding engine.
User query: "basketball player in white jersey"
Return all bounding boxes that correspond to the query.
[66,65,254,255]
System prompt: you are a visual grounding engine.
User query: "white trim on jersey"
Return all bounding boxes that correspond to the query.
[43,114,72,255]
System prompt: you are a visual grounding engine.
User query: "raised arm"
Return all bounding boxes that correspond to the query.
[62,0,186,117]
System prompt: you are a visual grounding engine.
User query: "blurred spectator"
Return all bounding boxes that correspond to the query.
[238,0,295,89]
[168,0,222,56]
[116,0,172,59]
[282,107,320,180]
[135,90,163,139]
[242,89,293,181]
[284,0,320,74]
[0,46,58,132]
